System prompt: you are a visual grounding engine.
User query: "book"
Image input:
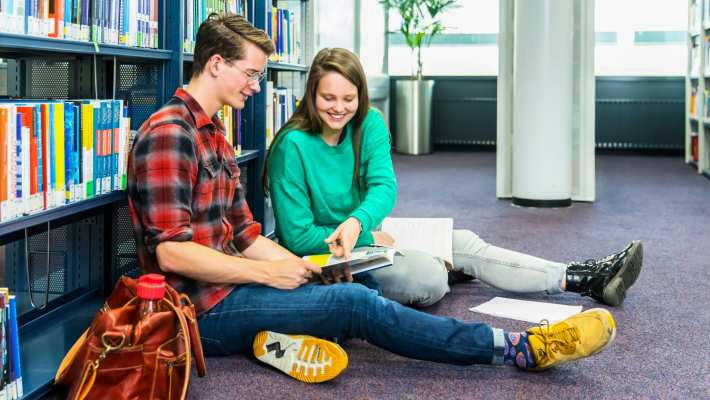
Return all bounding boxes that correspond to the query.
[381,217,454,265]
[8,295,21,400]
[1,289,9,400]
[304,247,396,281]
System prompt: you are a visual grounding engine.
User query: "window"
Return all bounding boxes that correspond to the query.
[381,0,687,77]
[358,0,388,75]
[595,0,687,76]
[316,0,356,52]
[386,0,499,76]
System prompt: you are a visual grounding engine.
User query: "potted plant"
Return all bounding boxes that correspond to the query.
[381,0,458,154]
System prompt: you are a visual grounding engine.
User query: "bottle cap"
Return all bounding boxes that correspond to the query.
[137,273,166,300]
[140,273,165,285]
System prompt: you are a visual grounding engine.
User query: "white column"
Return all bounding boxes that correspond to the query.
[496,0,515,198]
[572,0,596,201]
[511,0,574,207]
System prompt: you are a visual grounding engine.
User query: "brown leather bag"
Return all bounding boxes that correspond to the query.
[55,276,207,400]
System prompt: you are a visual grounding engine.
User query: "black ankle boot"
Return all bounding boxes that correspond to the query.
[566,241,644,306]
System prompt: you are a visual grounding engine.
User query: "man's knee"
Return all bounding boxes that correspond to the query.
[326,282,380,307]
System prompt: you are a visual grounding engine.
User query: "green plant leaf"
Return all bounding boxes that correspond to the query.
[381,0,460,77]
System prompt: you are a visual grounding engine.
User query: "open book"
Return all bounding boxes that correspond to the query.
[303,247,396,278]
[381,217,453,265]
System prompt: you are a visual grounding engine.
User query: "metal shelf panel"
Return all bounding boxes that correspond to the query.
[0,33,172,60]
[0,192,126,239]
[236,149,260,164]
[267,61,308,72]
[20,293,104,399]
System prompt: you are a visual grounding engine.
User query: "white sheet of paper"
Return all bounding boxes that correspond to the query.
[381,217,453,264]
[469,297,583,323]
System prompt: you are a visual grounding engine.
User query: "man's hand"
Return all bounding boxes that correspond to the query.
[262,259,321,289]
[372,231,395,247]
[318,263,354,285]
[324,217,362,259]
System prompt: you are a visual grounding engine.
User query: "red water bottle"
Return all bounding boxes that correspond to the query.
[137,273,166,318]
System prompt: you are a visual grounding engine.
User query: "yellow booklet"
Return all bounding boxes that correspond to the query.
[303,247,396,276]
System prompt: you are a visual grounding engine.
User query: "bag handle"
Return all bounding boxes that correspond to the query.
[179,294,206,377]
[75,332,127,400]
[162,295,193,400]
[63,299,195,400]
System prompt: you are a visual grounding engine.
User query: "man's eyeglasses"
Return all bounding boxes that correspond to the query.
[226,61,266,83]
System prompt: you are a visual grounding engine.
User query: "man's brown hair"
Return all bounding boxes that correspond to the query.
[192,12,275,77]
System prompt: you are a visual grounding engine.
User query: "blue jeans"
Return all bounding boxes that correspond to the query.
[197,276,505,365]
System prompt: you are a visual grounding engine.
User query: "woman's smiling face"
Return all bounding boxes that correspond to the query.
[315,71,359,135]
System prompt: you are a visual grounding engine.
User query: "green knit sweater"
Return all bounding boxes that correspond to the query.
[267,108,397,256]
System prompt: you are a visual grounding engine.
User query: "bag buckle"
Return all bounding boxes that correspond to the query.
[92,332,126,368]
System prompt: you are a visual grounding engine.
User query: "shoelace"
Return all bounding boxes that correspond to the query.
[536,319,581,361]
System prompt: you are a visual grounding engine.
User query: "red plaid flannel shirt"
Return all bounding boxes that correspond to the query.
[127,88,261,315]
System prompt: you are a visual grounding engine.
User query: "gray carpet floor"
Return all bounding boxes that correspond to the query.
[188,151,710,399]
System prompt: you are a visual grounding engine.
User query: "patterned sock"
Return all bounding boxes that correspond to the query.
[503,331,537,369]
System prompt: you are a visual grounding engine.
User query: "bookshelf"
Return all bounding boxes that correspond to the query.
[0,0,315,398]
[267,60,309,72]
[687,0,710,178]
[178,0,313,236]
[252,0,314,236]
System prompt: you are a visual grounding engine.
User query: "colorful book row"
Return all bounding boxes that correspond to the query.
[265,81,297,149]
[267,4,302,65]
[216,104,244,155]
[0,0,159,49]
[0,99,133,223]
[183,0,248,54]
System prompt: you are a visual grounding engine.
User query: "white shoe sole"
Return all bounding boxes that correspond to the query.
[253,331,348,383]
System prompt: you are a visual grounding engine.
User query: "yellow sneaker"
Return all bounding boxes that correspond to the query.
[525,308,617,371]
[253,331,348,383]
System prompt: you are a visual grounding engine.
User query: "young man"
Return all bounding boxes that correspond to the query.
[127,12,618,384]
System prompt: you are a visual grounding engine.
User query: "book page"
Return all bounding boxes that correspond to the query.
[304,248,395,267]
[469,297,583,323]
[381,217,453,264]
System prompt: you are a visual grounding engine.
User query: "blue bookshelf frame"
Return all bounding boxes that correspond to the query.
[0,1,310,397]
[2,21,175,390]
[236,148,260,163]
[252,0,311,235]
[19,292,104,399]
[0,33,173,60]
[267,60,308,72]
[0,192,127,240]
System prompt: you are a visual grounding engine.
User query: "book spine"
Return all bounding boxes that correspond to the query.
[8,296,21,400]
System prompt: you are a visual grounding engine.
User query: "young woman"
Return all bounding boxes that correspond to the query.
[265,48,643,308]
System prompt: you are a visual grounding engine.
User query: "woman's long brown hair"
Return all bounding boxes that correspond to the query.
[262,47,370,194]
